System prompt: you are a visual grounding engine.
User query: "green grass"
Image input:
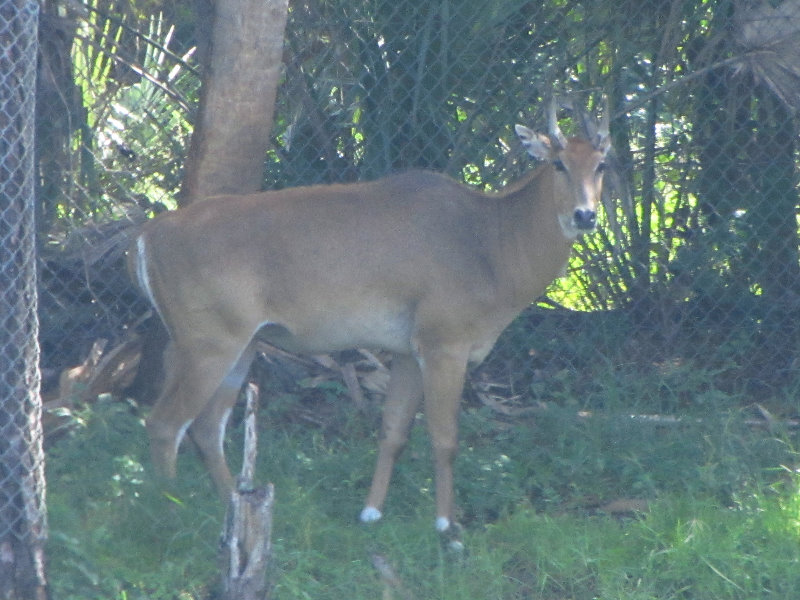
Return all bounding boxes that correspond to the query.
[46,381,800,599]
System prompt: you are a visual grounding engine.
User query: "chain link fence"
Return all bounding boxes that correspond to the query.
[1,0,47,594]
[33,0,800,448]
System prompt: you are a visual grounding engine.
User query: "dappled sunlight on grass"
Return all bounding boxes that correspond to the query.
[45,387,800,599]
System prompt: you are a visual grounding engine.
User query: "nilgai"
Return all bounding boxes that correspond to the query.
[128,98,611,534]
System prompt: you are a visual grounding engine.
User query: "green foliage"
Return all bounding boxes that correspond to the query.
[40,0,199,239]
[47,399,220,599]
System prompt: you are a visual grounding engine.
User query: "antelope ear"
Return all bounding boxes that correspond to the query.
[515,124,553,160]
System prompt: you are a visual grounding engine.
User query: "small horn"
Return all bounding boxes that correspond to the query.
[574,101,596,142]
[547,96,568,150]
[596,94,610,145]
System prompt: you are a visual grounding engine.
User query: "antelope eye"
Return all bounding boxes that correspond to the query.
[553,159,567,172]
[596,162,607,174]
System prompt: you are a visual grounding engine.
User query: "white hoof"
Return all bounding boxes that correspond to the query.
[360,506,382,523]
[447,539,465,552]
[436,517,465,551]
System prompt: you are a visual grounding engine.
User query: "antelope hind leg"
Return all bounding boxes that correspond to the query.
[187,340,258,498]
[146,338,250,495]
[146,341,188,481]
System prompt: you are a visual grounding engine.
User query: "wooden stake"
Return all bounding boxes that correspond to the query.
[220,383,275,600]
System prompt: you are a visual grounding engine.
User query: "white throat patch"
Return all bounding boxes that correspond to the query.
[558,214,582,240]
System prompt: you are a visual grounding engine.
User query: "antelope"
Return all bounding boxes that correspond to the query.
[129,98,610,534]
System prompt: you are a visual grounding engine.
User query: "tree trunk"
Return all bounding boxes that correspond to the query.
[180,0,289,204]
[35,1,78,235]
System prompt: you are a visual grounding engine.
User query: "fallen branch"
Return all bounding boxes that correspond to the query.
[255,341,389,407]
[472,385,799,431]
[43,335,142,437]
[371,553,414,600]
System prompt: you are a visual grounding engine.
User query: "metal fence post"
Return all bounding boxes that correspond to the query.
[0,0,47,597]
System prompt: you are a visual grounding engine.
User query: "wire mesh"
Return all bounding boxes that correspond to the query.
[34,1,800,434]
[0,0,47,590]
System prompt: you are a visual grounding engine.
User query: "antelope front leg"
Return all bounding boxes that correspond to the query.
[419,346,469,533]
[361,354,424,523]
